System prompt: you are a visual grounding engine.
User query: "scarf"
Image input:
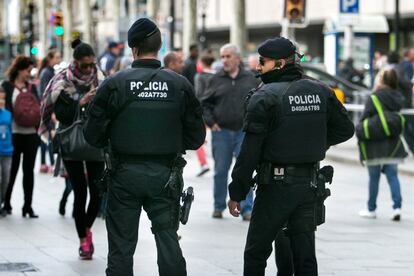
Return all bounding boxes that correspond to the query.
[38,62,104,142]
[259,63,303,84]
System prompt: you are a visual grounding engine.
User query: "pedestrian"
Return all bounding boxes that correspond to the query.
[227,37,354,276]
[358,68,407,221]
[399,48,414,82]
[247,53,260,76]
[39,39,105,259]
[339,57,365,86]
[84,18,205,276]
[58,163,73,217]
[0,86,13,217]
[375,52,414,154]
[201,43,257,220]
[192,52,216,177]
[182,44,199,85]
[194,51,215,100]
[37,48,61,174]
[1,56,40,218]
[164,51,185,74]
[99,41,121,76]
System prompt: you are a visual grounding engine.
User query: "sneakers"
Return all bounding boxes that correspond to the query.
[242,213,252,221]
[39,164,49,174]
[48,166,55,174]
[392,208,401,221]
[196,165,210,177]
[359,208,402,221]
[359,209,377,219]
[212,211,223,219]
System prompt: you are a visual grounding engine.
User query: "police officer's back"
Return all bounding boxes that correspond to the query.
[227,37,354,276]
[84,18,205,276]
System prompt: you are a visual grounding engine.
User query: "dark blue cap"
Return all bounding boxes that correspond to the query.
[127,18,159,48]
[258,37,296,59]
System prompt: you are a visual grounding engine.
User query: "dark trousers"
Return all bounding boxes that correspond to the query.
[63,160,104,239]
[403,115,414,154]
[4,134,39,210]
[106,161,186,276]
[244,178,317,276]
[275,231,294,276]
[61,178,73,203]
[40,139,55,166]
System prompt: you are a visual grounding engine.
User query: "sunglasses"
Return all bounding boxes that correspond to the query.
[79,62,96,70]
[259,56,266,66]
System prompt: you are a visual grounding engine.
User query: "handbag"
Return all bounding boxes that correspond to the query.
[55,106,104,162]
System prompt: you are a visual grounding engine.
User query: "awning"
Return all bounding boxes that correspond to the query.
[323,15,389,34]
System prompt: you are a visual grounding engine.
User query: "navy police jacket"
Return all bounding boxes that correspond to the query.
[229,65,355,202]
[84,59,206,156]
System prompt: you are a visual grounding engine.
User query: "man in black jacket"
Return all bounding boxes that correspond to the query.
[84,18,205,276]
[201,43,258,220]
[227,37,354,276]
[182,44,199,85]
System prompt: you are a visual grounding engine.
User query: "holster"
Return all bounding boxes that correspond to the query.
[314,166,334,226]
[164,155,186,199]
[97,147,115,196]
[180,187,194,225]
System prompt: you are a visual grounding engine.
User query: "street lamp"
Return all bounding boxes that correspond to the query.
[92,1,100,52]
[199,0,208,50]
[169,0,175,50]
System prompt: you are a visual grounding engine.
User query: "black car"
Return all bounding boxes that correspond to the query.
[302,63,370,104]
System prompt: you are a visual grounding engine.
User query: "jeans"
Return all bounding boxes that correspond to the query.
[367,164,402,211]
[40,139,55,166]
[212,129,253,215]
[0,156,12,208]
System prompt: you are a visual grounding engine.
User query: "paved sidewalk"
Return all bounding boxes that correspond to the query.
[0,145,413,275]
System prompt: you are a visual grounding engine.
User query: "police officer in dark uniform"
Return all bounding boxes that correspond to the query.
[227,37,355,276]
[84,18,205,276]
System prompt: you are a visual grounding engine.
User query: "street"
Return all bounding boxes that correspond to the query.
[1,142,414,276]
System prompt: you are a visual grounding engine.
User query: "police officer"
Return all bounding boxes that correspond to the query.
[227,37,355,276]
[84,18,206,276]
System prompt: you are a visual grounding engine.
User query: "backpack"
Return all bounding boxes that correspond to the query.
[356,94,405,141]
[14,83,41,127]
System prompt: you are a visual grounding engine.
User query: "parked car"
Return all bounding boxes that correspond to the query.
[302,63,371,104]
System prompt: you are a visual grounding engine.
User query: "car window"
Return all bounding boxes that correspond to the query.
[303,69,332,83]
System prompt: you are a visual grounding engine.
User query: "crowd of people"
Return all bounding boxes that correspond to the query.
[0,20,413,276]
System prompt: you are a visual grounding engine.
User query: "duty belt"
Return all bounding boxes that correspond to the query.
[257,162,318,185]
[273,164,316,180]
[114,153,175,166]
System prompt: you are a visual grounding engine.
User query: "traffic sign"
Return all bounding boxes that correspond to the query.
[340,0,359,14]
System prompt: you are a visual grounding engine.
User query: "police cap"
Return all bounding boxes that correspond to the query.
[258,37,296,59]
[127,18,159,48]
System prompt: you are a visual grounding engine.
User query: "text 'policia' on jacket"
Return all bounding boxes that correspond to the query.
[245,79,355,164]
[84,59,206,155]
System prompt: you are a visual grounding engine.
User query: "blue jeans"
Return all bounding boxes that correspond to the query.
[367,164,402,211]
[212,129,253,215]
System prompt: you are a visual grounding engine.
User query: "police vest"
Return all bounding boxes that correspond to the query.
[109,68,185,155]
[261,79,329,164]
